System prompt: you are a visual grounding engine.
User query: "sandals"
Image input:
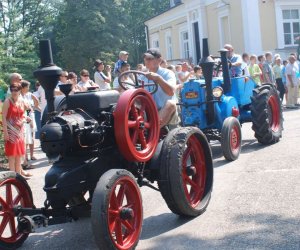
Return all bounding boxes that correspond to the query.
[30,156,37,161]
[22,164,35,170]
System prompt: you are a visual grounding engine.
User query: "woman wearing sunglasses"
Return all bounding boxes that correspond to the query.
[2,82,32,178]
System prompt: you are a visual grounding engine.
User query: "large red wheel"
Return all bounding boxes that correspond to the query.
[0,171,33,250]
[114,88,159,162]
[91,169,143,250]
[182,135,206,208]
[158,127,213,217]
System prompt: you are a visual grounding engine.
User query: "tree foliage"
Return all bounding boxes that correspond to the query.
[0,0,60,84]
[0,0,169,85]
[53,0,169,72]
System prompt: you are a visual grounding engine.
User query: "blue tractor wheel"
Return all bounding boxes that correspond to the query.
[251,84,283,144]
[221,117,242,161]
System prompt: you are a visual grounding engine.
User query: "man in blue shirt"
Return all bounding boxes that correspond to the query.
[224,44,243,77]
[142,48,178,128]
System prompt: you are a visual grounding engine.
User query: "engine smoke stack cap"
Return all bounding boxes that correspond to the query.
[199,38,215,65]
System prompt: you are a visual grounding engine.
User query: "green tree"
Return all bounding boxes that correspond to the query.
[53,0,169,72]
[121,0,169,66]
[0,0,60,83]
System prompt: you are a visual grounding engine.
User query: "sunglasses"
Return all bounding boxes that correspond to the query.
[82,75,89,77]
[61,75,68,78]
[10,88,20,92]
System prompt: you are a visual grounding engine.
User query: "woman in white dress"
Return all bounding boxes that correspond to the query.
[94,59,112,90]
[20,81,40,167]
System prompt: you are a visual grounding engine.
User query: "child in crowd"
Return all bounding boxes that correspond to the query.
[113,51,129,76]
[248,55,262,86]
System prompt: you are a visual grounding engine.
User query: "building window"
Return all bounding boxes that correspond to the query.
[152,40,159,48]
[181,31,189,59]
[282,9,300,46]
[166,35,172,60]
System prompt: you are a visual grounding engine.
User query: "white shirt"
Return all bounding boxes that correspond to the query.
[36,86,46,118]
[94,71,111,90]
[286,62,299,87]
[113,76,134,90]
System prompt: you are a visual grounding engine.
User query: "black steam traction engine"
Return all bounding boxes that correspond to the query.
[0,40,213,250]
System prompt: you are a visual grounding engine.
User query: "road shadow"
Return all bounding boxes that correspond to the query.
[212,139,268,168]
[144,213,300,250]
[141,212,192,240]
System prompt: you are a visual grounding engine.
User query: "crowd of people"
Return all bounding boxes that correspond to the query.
[1,44,300,178]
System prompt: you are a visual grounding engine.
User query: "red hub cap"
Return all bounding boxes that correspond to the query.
[230,125,240,154]
[107,176,142,250]
[268,95,280,132]
[0,178,32,243]
[182,135,206,208]
[114,88,159,162]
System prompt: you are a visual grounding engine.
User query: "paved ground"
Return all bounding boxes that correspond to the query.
[15,107,300,250]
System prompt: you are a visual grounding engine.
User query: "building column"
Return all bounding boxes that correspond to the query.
[241,0,263,54]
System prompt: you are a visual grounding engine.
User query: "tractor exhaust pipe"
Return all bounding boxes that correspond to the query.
[33,40,62,115]
[199,38,215,125]
[219,49,231,93]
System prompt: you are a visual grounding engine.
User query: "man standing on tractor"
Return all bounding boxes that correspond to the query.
[224,44,243,77]
[142,48,178,128]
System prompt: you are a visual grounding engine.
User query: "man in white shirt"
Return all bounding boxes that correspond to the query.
[285,55,299,108]
[141,48,178,128]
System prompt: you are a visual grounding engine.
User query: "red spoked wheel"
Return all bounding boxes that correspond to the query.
[221,117,242,161]
[230,125,241,155]
[0,172,33,250]
[268,95,280,133]
[182,135,206,208]
[158,127,213,217]
[91,169,143,250]
[114,88,159,162]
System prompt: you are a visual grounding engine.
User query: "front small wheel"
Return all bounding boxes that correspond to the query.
[0,171,34,250]
[91,169,143,250]
[221,117,242,161]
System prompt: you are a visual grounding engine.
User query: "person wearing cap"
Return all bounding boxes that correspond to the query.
[142,48,178,128]
[114,51,129,76]
[224,44,243,77]
[94,59,112,90]
[273,57,284,100]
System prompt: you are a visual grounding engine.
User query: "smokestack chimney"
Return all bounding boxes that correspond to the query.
[199,38,215,125]
[33,40,62,115]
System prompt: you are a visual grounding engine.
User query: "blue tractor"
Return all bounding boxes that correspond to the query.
[180,39,283,161]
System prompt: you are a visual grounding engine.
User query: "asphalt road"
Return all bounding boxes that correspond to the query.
[20,107,300,250]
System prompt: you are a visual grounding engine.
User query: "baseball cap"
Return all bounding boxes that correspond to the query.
[119,51,129,56]
[144,48,162,59]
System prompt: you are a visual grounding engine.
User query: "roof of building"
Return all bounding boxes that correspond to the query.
[144,2,184,23]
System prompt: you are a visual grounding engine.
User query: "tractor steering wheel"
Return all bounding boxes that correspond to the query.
[118,70,158,94]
